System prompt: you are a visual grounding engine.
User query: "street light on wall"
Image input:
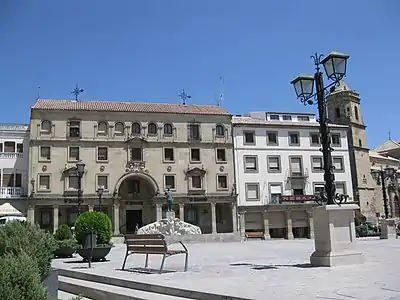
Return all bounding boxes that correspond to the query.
[97,185,104,211]
[291,51,350,206]
[75,161,85,216]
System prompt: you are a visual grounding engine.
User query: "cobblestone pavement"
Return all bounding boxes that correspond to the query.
[53,238,400,300]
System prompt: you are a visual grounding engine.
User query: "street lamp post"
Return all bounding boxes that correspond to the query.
[291,51,350,205]
[76,161,85,216]
[371,167,396,218]
[97,185,104,211]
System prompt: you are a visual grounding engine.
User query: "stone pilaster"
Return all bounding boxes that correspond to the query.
[156,204,162,221]
[307,210,314,239]
[179,203,185,221]
[27,205,35,224]
[231,203,238,232]
[239,212,246,238]
[113,203,120,235]
[285,210,294,240]
[211,202,217,234]
[53,205,59,233]
[263,211,271,239]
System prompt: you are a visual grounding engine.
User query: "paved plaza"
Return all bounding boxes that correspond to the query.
[53,238,400,300]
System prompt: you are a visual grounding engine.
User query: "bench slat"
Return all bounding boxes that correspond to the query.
[126,239,166,246]
[128,246,167,254]
[126,234,164,240]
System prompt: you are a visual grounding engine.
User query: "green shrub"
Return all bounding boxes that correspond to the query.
[0,221,57,279]
[75,211,112,246]
[56,239,78,249]
[0,251,48,300]
[54,224,73,241]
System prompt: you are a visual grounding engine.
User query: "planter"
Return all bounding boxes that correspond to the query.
[77,247,111,262]
[54,247,75,258]
[42,268,58,299]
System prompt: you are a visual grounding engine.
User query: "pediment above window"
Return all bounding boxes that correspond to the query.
[186,166,206,176]
[125,135,148,143]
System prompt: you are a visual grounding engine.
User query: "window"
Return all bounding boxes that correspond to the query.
[4,142,15,152]
[132,122,141,135]
[335,107,341,118]
[314,184,325,194]
[190,148,201,162]
[40,120,52,135]
[290,157,302,176]
[3,173,13,187]
[298,116,310,121]
[68,146,80,161]
[39,175,50,190]
[17,143,23,153]
[310,133,320,145]
[40,146,51,161]
[270,184,282,204]
[244,156,258,172]
[283,115,292,121]
[267,156,281,172]
[311,156,323,172]
[68,175,79,190]
[244,131,255,144]
[216,125,224,137]
[335,182,346,195]
[358,139,362,148]
[354,106,359,120]
[333,157,344,172]
[164,148,174,161]
[114,122,125,136]
[164,175,176,190]
[0,143,2,152]
[331,133,341,147]
[245,183,259,201]
[266,132,278,145]
[270,114,280,120]
[164,124,173,135]
[97,121,108,136]
[188,124,200,140]
[69,120,81,137]
[97,175,108,190]
[131,148,142,161]
[15,173,22,187]
[97,147,108,161]
[217,175,228,190]
[148,123,157,135]
[191,175,202,189]
[289,132,299,146]
[216,149,226,162]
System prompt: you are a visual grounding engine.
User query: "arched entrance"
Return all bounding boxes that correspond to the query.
[114,172,159,233]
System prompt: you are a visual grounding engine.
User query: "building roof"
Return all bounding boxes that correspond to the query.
[232,116,348,128]
[0,123,29,132]
[374,139,400,153]
[32,99,232,116]
[369,151,400,163]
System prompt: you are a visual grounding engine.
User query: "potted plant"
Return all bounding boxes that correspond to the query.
[54,224,77,258]
[75,211,113,262]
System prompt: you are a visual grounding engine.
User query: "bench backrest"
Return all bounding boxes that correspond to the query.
[125,234,168,253]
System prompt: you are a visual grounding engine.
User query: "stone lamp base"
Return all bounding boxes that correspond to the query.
[310,204,364,267]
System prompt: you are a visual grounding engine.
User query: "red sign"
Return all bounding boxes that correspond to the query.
[281,195,315,202]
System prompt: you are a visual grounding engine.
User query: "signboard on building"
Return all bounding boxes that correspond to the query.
[281,195,315,202]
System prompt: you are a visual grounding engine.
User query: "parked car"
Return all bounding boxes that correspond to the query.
[356,221,381,237]
[0,216,27,225]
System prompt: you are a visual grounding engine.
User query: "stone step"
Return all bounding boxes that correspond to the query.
[57,290,92,300]
[59,276,189,300]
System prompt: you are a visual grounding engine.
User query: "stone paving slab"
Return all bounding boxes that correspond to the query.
[53,238,400,300]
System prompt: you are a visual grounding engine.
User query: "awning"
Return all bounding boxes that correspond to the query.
[0,202,23,216]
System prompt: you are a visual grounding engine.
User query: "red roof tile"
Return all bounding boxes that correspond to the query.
[32,99,231,116]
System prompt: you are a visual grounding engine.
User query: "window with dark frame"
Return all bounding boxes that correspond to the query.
[40,146,51,160]
[114,122,124,136]
[165,175,175,189]
[283,115,292,121]
[216,149,226,162]
[132,122,141,135]
[244,131,255,144]
[68,175,79,189]
[298,116,310,121]
[3,173,13,187]
[69,120,81,137]
[269,114,280,120]
[164,148,174,161]
[97,121,108,136]
[267,156,280,172]
[191,175,202,189]
[4,142,15,152]
[190,148,200,162]
[331,133,341,146]
[15,173,22,187]
[289,133,299,145]
[244,156,257,172]
[97,175,108,190]
[216,125,224,137]
[17,143,23,153]
[69,147,80,161]
[0,143,2,152]
[217,175,228,189]
[131,147,142,161]
[333,157,344,171]
[97,147,108,161]
[310,133,320,145]
[311,157,323,172]
[40,120,52,134]
[267,132,278,145]
[39,175,50,190]
[164,124,173,135]
[148,123,157,135]
[188,124,200,140]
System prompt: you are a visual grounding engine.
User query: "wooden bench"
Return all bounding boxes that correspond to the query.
[122,234,188,273]
[245,231,265,240]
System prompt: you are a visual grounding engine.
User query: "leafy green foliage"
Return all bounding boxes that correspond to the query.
[75,211,112,245]
[0,221,57,279]
[56,239,78,249]
[54,224,73,241]
[0,247,49,300]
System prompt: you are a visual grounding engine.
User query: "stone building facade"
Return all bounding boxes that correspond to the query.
[233,112,353,239]
[0,123,30,216]
[28,99,237,238]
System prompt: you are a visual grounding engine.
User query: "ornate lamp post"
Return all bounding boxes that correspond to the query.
[371,167,397,218]
[76,161,85,216]
[291,51,350,205]
[97,185,104,211]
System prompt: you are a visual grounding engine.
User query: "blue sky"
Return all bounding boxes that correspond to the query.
[1,0,399,148]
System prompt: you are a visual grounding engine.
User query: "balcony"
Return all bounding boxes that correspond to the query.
[286,168,309,179]
[0,187,24,198]
[0,152,23,159]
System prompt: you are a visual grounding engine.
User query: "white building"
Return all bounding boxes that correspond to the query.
[0,123,30,216]
[232,112,353,239]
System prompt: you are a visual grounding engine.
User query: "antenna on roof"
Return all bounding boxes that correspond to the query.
[389,132,392,140]
[178,89,191,105]
[217,76,224,106]
[71,84,84,101]
[36,85,41,100]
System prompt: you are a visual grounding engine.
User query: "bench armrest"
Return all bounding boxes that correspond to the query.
[178,241,188,253]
